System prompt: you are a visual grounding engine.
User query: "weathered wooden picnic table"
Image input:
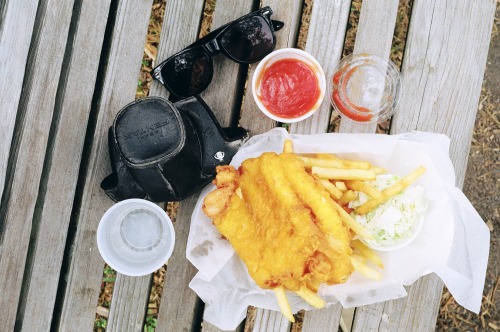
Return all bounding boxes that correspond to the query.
[0,0,496,331]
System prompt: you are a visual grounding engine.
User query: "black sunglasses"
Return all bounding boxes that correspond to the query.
[152,7,284,99]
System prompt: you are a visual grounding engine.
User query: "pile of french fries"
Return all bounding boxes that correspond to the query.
[275,139,425,319]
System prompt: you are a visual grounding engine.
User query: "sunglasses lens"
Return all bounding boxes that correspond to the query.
[220,16,274,62]
[161,47,212,97]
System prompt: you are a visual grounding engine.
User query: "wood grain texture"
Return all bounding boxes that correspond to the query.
[353,0,496,330]
[288,1,350,330]
[57,1,153,331]
[339,0,399,134]
[149,0,206,101]
[290,0,351,135]
[198,3,255,331]
[391,0,496,187]
[15,2,112,331]
[352,275,443,332]
[201,321,244,332]
[156,196,204,332]
[252,309,290,332]
[107,274,151,332]
[0,0,38,204]
[0,0,76,329]
[200,0,254,128]
[301,304,343,332]
[151,2,206,331]
[239,1,304,331]
[239,0,303,136]
[352,0,496,330]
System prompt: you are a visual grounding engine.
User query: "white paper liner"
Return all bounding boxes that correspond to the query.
[186,128,489,330]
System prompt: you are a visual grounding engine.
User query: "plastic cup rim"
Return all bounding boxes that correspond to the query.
[329,53,402,124]
[96,199,175,276]
[252,48,326,123]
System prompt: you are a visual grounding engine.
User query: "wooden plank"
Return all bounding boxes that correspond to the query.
[302,304,343,332]
[0,0,38,204]
[57,1,154,331]
[390,0,496,187]
[252,309,290,332]
[288,1,351,331]
[352,0,496,330]
[104,0,175,328]
[156,196,204,332]
[198,3,256,331]
[149,0,206,100]
[201,321,244,332]
[200,0,254,127]
[339,0,399,134]
[295,0,396,329]
[107,274,151,332]
[0,0,76,330]
[290,0,351,135]
[352,276,443,331]
[150,1,207,331]
[103,0,193,324]
[237,1,304,331]
[14,1,112,331]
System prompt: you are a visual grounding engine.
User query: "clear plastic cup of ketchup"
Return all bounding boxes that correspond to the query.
[330,54,402,124]
[252,48,326,123]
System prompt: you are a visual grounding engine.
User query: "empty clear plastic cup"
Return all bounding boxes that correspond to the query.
[97,199,175,276]
[329,54,402,124]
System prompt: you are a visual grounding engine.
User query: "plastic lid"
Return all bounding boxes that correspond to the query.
[329,54,402,124]
[97,199,175,276]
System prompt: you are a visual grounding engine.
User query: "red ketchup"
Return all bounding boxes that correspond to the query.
[331,67,373,122]
[259,59,320,119]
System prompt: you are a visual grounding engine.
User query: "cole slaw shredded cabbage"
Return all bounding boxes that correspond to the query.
[349,174,427,247]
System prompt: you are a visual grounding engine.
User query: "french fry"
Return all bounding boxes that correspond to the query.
[295,286,326,309]
[319,179,343,200]
[345,180,383,199]
[351,240,384,268]
[315,153,339,160]
[356,166,426,215]
[335,181,347,192]
[351,255,381,280]
[370,166,387,175]
[300,156,371,170]
[306,279,321,293]
[355,198,384,215]
[383,166,426,197]
[331,199,373,239]
[283,139,293,153]
[338,190,357,205]
[274,287,295,322]
[312,167,376,181]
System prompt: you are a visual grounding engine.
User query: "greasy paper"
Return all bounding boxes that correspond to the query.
[186,128,489,330]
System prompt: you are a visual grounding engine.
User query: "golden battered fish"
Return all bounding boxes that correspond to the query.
[203,152,353,292]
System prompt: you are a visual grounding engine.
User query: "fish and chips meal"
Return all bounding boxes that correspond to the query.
[202,139,425,321]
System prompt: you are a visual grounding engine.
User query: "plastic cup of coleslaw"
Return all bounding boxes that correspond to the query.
[360,215,425,252]
[350,174,427,251]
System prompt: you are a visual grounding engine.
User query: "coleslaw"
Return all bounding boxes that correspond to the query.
[349,174,427,248]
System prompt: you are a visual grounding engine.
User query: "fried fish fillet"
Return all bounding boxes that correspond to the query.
[203,152,353,292]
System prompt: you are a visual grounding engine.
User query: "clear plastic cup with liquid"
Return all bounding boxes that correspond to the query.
[329,54,402,124]
[97,199,175,276]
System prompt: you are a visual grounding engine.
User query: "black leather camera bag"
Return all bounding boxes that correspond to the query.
[101,96,248,202]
